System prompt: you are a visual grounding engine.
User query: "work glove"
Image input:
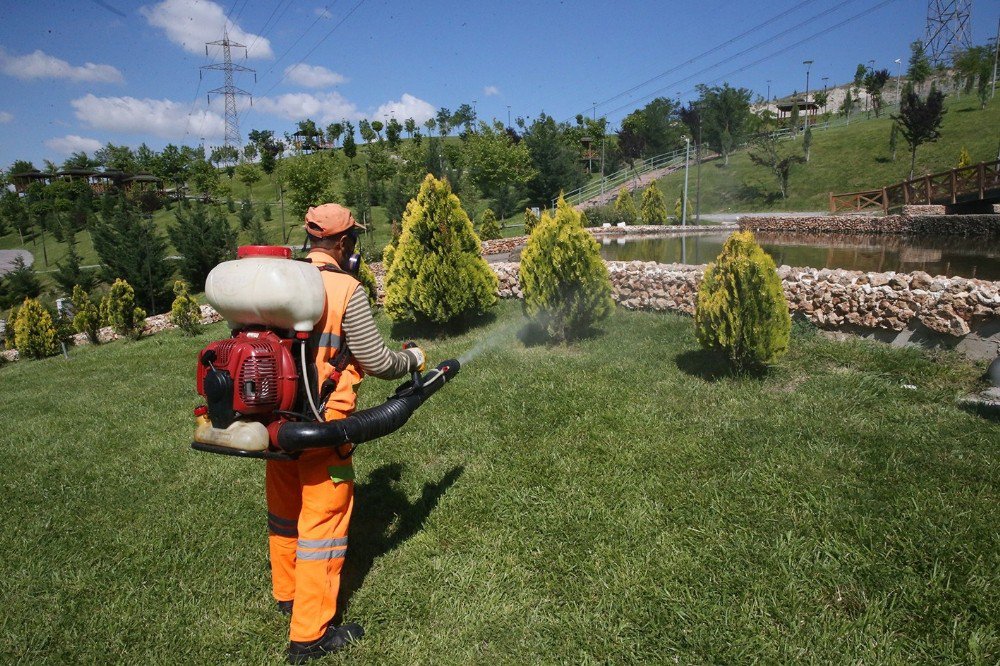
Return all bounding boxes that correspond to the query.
[402,341,426,372]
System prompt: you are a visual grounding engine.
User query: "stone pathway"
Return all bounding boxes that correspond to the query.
[0,250,33,276]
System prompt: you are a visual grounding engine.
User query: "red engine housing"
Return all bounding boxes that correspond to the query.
[196,330,299,417]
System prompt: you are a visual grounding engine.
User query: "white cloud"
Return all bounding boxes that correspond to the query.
[373,94,436,124]
[141,0,274,59]
[315,7,333,19]
[255,91,360,125]
[483,85,500,97]
[0,111,12,123]
[0,47,123,83]
[71,94,225,139]
[284,63,347,89]
[44,134,103,155]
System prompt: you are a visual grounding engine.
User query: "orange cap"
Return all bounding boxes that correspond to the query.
[303,203,366,238]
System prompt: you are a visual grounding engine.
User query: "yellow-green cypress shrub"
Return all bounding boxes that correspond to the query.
[13,298,58,359]
[71,286,101,344]
[478,208,501,241]
[518,196,614,341]
[383,174,498,325]
[169,280,202,335]
[101,278,147,340]
[357,258,378,308]
[695,231,791,371]
[523,207,540,235]
[640,184,668,225]
[4,305,19,350]
[614,186,638,224]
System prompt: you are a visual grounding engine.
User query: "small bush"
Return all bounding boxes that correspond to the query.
[100,279,147,340]
[3,305,19,350]
[523,207,540,235]
[614,187,638,224]
[72,285,102,344]
[13,298,59,359]
[169,280,202,335]
[478,208,501,240]
[518,196,614,341]
[357,259,378,309]
[262,204,273,221]
[582,205,619,227]
[640,185,669,225]
[383,174,498,325]
[695,231,791,371]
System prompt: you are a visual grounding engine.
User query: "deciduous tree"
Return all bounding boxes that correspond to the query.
[893,85,946,179]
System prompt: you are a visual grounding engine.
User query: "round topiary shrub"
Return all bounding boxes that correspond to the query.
[614,187,638,224]
[101,278,147,340]
[640,184,668,225]
[518,196,614,341]
[13,297,58,359]
[383,174,498,325]
[478,208,501,241]
[695,231,791,371]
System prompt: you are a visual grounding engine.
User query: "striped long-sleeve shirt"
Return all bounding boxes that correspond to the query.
[342,286,417,379]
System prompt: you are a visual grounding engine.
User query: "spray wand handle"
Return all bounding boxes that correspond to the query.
[402,341,423,390]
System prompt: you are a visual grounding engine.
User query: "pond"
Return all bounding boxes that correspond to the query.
[595,231,1000,281]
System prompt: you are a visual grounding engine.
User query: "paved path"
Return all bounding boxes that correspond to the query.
[0,250,33,276]
[697,211,828,224]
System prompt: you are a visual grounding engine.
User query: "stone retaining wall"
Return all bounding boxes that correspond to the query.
[740,214,1000,236]
[481,224,738,256]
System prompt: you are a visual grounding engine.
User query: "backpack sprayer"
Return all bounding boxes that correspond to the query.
[190,245,460,461]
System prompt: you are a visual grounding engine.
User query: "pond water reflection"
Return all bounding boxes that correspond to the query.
[596,231,1000,280]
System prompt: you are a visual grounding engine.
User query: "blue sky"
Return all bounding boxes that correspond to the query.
[1,0,997,169]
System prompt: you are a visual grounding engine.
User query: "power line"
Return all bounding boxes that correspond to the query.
[258,0,369,97]
[258,2,339,84]
[602,0,901,120]
[586,0,824,115]
[247,0,296,56]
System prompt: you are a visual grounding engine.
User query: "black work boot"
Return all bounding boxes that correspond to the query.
[276,600,293,616]
[286,622,364,664]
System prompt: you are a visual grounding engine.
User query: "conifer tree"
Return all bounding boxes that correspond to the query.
[614,186,638,224]
[0,256,42,308]
[71,285,101,344]
[383,174,498,325]
[169,280,202,335]
[100,278,146,340]
[53,244,98,296]
[518,196,614,341]
[13,297,58,359]
[695,231,790,371]
[167,202,237,290]
[91,197,172,314]
[478,208,501,240]
[523,207,540,234]
[639,184,668,225]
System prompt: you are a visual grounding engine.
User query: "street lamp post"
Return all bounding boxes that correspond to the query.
[681,137,691,229]
[506,105,511,129]
[893,58,902,107]
[766,79,771,102]
[803,60,813,129]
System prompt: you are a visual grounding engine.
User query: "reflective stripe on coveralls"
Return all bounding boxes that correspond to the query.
[265,249,362,643]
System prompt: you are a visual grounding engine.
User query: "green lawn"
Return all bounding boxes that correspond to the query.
[654,94,1000,213]
[1,301,997,663]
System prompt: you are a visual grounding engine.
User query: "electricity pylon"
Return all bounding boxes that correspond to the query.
[924,0,973,66]
[201,28,255,150]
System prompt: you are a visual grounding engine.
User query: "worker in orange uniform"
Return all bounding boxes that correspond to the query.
[266,203,426,664]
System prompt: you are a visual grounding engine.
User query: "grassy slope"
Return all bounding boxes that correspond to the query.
[653,94,1000,213]
[1,301,997,663]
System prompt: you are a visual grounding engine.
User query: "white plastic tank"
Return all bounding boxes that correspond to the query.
[206,246,325,332]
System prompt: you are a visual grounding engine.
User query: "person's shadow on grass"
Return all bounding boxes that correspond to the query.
[337,463,463,618]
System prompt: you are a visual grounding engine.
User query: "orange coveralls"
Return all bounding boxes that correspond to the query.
[265,251,364,643]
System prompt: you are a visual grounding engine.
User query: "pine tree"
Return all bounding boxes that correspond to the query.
[695,231,790,371]
[167,202,238,291]
[0,256,42,309]
[639,184,668,225]
[53,244,98,296]
[518,196,614,341]
[613,186,638,224]
[383,174,498,325]
[91,197,172,315]
[13,297,58,359]
[957,146,971,168]
[478,208,501,240]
